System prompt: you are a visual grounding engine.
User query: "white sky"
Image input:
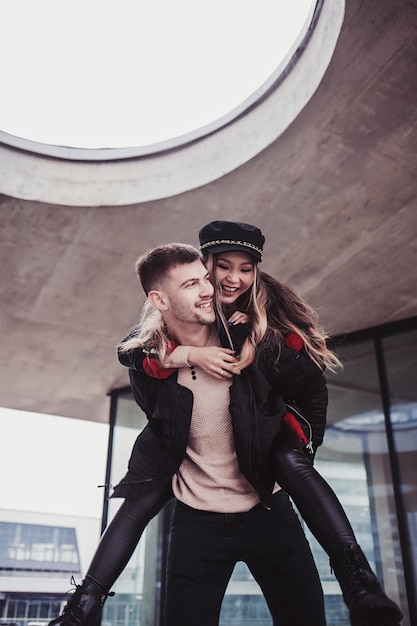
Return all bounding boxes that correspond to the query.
[0,0,315,148]
[0,408,108,518]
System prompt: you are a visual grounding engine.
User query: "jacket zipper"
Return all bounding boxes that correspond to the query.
[285,402,314,455]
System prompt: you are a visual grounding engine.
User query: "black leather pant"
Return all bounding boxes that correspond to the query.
[86,479,173,591]
[274,424,356,557]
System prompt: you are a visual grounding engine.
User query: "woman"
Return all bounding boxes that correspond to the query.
[50,222,402,626]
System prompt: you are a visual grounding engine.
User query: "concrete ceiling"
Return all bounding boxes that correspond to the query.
[1,0,417,424]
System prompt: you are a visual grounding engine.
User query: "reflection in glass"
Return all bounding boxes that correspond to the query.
[102,392,166,626]
[383,330,417,619]
[308,338,407,625]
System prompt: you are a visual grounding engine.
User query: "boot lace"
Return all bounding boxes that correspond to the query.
[331,545,379,598]
[53,577,115,626]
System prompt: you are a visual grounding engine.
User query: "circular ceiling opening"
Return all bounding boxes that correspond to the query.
[1,0,316,155]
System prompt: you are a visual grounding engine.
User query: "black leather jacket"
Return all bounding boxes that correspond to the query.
[114,324,328,508]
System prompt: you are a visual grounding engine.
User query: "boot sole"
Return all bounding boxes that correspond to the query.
[351,604,403,626]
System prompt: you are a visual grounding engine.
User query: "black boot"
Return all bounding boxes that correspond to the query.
[49,577,115,626]
[330,544,403,626]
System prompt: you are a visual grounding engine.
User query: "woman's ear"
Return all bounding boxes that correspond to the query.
[148,289,169,311]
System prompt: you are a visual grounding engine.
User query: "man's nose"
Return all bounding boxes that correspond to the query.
[201,281,214,296]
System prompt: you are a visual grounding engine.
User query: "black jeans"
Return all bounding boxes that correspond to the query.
[165,491,326,626]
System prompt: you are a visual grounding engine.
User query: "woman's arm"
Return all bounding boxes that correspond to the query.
[119,338,240,379]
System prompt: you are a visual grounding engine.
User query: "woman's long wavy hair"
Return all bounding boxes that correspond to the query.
[205,253,342,373]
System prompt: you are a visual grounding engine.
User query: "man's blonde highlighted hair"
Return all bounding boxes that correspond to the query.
[119,243,203,363]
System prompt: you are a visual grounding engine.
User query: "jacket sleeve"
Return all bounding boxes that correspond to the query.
[270,343,328,451]
[118,334,178,379]
[128,368,160,423]
[117,335,177,438]
[116,336,160,417]
[118,343,146,371]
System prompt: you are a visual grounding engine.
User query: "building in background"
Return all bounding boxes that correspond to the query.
[0,510,100,626]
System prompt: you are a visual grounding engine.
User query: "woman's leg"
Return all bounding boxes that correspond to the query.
[50,480,173,626]
[87,481,172,589]
[274,425,355,552]
[274,425,403,626]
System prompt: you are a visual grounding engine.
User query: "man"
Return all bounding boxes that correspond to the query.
[117,243,326,626]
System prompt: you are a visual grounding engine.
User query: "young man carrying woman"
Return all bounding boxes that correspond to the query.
[49,222,402,626]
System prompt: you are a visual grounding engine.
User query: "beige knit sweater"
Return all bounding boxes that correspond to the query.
[170,339,262,513]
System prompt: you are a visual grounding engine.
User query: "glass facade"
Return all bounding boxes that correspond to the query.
[1,595,62,626]
[104,318,417,626]
[0,523,80,574]
[101,392,169,626]
[0,522,81,626]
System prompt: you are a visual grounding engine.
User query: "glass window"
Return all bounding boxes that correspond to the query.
[0,523,80,572]
[7,600,16,618]
[219,562,271,625]
[16,601,26,618]
[312,338,406,624]
[39,603,50,619]
[383,329,417,614]
[102,391,166,626]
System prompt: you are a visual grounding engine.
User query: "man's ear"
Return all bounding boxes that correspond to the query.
[148,289,169,311]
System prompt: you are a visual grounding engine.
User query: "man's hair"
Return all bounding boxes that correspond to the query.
[119,243,204,359]
[136,243,203,295]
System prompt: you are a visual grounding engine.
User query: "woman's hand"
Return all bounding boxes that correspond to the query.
[227,311,250,325]
[188,346,241,379]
